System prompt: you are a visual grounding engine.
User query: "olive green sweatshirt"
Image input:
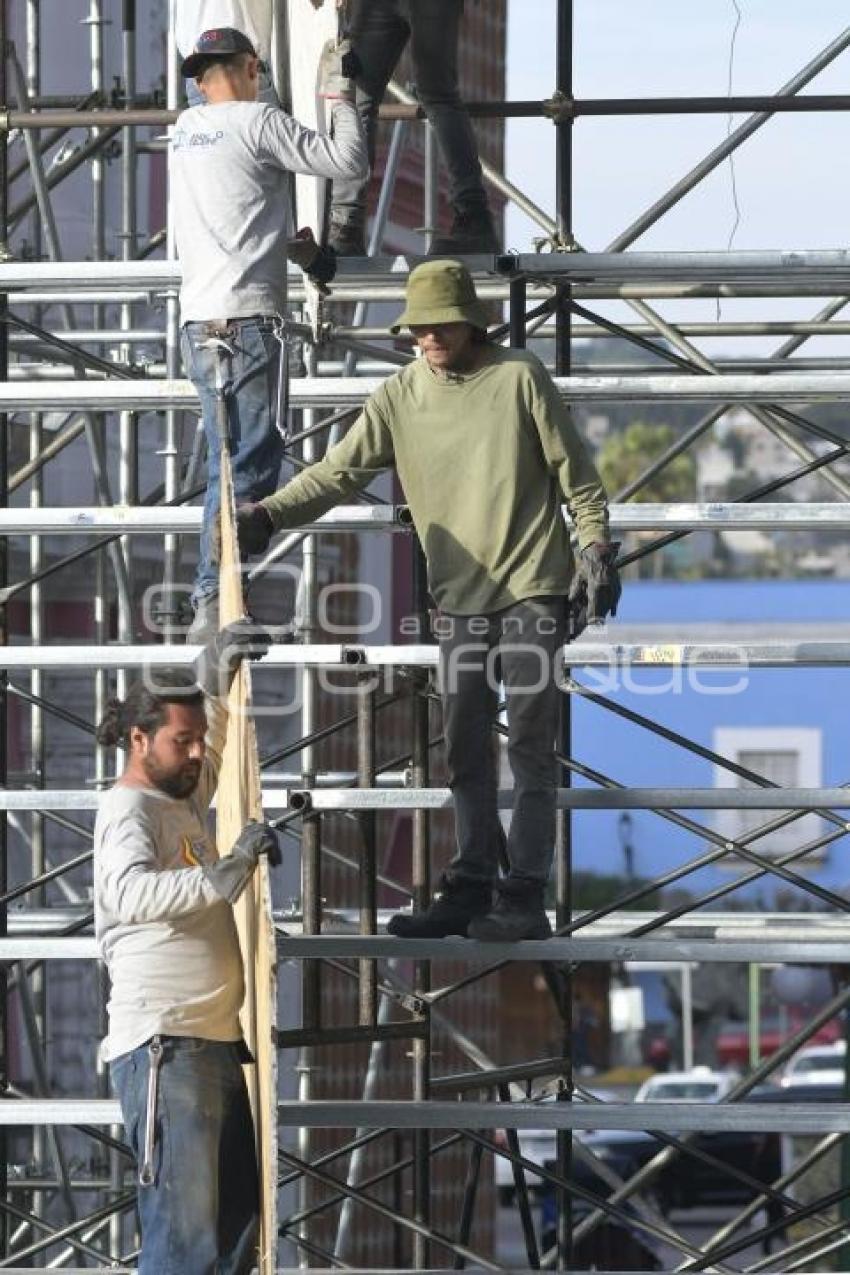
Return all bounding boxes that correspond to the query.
[262,346,610,616]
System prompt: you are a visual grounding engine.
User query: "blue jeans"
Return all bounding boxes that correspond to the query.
[181,317,284,608]
[332,0,487,223]
[111,1036,259,1275]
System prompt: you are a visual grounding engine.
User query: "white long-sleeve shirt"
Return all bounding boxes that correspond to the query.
[171,99,367,321]
[95,698,244,1062]
[175,0,274,62]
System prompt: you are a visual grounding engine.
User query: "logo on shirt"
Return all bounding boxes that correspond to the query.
[172,126,225,153]
[179,835,206,867]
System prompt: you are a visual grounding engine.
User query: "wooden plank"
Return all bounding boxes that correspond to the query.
[286,0,342,238]
[217,448,278,1274]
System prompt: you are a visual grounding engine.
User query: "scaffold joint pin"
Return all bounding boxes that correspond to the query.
[543,91,574,123]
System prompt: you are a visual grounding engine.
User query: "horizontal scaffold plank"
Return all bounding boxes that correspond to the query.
[0,1100,122,1125]
[0,505,405,535]
[8,1098,848,1134]
[276,934,850,965]
[2,914,844,963]
[291,787,850,811]
[0,938,98,961]
[6,249,850,290]
[277,1099,850,1134]
[2,502,850,535]
[501,248,850,282]
[1,786,847,812]
[2,639,850,669]
[4,372,850,412]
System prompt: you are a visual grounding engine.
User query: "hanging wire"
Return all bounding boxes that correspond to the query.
[718,0,744,320]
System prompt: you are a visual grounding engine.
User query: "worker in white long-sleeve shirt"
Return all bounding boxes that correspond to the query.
[95,623,277,1275]
[172,26,367,639]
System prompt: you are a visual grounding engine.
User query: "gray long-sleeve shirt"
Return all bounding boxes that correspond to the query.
[171,98,367,322]
[94,698,244,1062]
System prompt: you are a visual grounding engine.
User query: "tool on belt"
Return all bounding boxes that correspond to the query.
[196,327,237,452]
[138,1035,164,1187]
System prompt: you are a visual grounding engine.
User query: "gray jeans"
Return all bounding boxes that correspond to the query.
[333,0,487,223]
[438,597,567,885]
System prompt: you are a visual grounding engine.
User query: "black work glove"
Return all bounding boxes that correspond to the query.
[193,618,272,698]
[237,503,275,557]
[288,227,338,288]
[568,542,622,634]
[203,820,281,904]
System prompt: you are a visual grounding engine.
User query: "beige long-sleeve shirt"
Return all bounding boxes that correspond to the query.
[94,698,244,1062]
[263,346,610,615]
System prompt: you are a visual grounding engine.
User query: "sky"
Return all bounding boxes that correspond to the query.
[505,1,850,356]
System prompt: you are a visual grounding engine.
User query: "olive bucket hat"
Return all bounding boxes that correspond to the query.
[390,259,489,335]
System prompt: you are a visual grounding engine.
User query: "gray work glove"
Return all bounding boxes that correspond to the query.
[236,503,275,558]
[203,821,281,905]
[318,37,359,102]
[568,542,622,636]
[193,618,272,699]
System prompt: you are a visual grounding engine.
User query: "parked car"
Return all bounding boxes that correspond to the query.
[781,1040,846,1088]
[494,1091,597,1204]
[716,1016,841,1068]
[496,1081,842,1214]
[634,1066,738,1104]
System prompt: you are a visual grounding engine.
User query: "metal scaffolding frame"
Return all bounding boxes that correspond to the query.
[2,2,850,1271]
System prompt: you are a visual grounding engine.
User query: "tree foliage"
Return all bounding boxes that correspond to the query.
[597,421,696,504]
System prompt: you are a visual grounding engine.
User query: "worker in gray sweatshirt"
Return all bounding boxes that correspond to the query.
[95,623,277,1275]
[172,26,367,641]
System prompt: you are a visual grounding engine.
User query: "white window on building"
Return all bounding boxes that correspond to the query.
[712,727,826,864]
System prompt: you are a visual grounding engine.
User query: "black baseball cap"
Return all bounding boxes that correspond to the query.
[181,27,258,79]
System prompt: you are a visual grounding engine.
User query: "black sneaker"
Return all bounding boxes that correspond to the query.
[387,873,492,938]
[327,218,367,258]
[467,878,552,942]
[430,204,500,256]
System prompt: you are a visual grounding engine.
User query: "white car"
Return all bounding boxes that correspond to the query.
[634,1066,738,1104]
[781,1041,846,1088]
[494,1090,603,1201]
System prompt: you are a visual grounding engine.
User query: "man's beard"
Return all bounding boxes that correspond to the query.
[142,755,201,799]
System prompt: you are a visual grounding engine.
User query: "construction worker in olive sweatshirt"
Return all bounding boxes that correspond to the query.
[236,259,621,941]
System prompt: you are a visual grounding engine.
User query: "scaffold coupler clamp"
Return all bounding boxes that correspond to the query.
[303,274,331,346]
[139,1034,164,1187]
[542,90,575,125]
[532,229,579,255]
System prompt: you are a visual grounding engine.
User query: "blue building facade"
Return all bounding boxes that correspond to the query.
[571,580,850,903]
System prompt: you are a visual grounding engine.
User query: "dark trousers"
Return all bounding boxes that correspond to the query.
[332,0,487,222]
[111,1036,259,1275]
[438,597,567,885]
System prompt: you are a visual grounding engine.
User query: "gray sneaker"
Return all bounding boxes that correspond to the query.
[187,595,219,646]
